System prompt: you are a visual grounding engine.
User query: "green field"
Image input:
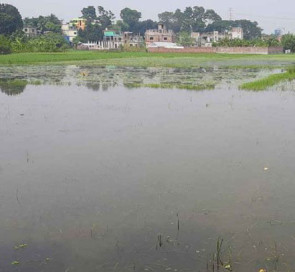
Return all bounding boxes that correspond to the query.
[0,50,294,68]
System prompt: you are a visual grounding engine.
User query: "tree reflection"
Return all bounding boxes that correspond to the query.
[0,79,27,96]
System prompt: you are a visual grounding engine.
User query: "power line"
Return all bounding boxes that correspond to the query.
[235,12,295,21]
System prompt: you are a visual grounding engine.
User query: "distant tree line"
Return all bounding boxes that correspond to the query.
[0,4,69,53]
[1,3,295,54]
[23,14,62,34]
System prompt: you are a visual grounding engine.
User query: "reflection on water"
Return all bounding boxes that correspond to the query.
[1,66,295,272]
[0,79,27,96]
[0,65,276,96]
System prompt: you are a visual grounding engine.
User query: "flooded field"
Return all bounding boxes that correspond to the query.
[1,66,295,272]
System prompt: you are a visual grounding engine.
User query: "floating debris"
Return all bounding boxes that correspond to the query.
[14,244,28,250]
[224,264,232,271]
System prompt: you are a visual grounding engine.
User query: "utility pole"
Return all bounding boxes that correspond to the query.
[229,8,233,21]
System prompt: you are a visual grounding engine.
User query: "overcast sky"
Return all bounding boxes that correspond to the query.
[3,0,295,34]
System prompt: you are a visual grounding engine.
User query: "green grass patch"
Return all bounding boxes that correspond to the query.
[1,51,295,69]
[240,68,295,90]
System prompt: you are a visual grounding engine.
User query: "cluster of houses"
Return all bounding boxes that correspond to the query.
[76,30,144,50]
[74,23,244,50]
[23,18,244,50]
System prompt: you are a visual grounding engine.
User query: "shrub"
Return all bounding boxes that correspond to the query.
[213,37,281,48]
[0,35,11,54]
[281,34,295,52]
[9,33,70,53]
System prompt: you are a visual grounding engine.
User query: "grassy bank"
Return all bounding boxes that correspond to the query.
[240,69,295,90]
[0,51,295,68]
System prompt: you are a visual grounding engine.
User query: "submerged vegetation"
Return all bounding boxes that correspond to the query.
[124,82,215,91]
[1,65,295,93]
[0,65,273,94]
[240,68,295,90]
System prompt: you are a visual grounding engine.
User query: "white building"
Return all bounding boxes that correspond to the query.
[191,27,244,47]
[23,26,39,37]
[62,24,78,43]
[231,27,243,40]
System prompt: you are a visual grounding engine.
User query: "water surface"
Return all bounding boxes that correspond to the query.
[0,66,295,272]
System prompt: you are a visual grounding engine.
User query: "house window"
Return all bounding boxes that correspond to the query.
[25,29,28,32]
[150,37,154,41]
[164,37,168,41]
[74,32,77,35]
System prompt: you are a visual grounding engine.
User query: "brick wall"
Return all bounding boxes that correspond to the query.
[216,47,268,54]
[147,47,284,55]
[268,47,284,54]
[147,47,216,53]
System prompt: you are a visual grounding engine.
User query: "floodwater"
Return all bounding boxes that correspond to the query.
[1,66,295,272]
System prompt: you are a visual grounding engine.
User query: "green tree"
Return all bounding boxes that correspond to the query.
[114,20,129,32]
[236,20,262,40]
[26,33,69,52]
[98,6,115,29]
[158,11,175,30]
[77,5,114,43]
[77,24,103,42]
[0,35,11,54]
[158,6,221,34]
[205,20,232,33]
[136,20,158,35]
[23,14,61,34]
[120,8,142,32]
[177,32,194,46]
[115,13,157,35]
[0,4,23,35]
[214,37,280,47]
[191,6,206,32]
[204,9,222,25]
[282,34,295,52]
[81,6,97,20]
[172,9,184,33]
[206,20,262,40]
[9,30,28,52]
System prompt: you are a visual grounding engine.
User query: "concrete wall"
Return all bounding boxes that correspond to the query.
[148,47,284,55]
